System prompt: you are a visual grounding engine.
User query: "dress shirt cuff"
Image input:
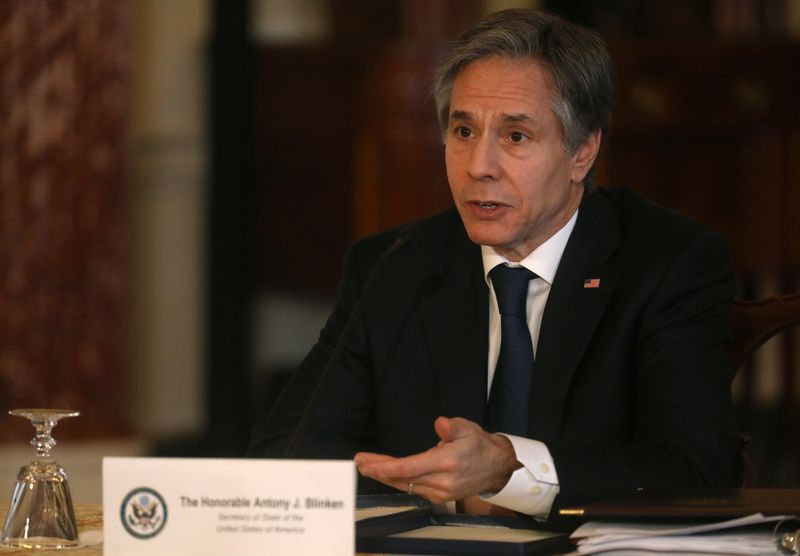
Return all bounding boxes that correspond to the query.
[481,434,559,518]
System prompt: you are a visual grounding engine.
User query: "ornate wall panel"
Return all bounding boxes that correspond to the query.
[0,0,128,439]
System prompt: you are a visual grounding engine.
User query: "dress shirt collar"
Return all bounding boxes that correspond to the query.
[480,208,578,285]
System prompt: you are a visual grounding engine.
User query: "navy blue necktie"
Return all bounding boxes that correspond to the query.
[488,264,537,436]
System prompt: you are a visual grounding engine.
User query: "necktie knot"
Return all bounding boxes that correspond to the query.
[490,265,536,318]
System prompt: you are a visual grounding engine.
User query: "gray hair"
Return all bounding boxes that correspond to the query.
[433,9,614,157]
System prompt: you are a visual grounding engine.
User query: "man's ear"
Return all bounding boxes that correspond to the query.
[569,130,602,183]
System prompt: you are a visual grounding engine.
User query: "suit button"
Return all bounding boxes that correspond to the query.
[539,463,550,474]
[531,486,542,494]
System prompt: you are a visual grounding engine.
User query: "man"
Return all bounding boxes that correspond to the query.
[247,9,739,519]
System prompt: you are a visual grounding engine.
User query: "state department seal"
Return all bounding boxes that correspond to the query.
[120,487,168,539]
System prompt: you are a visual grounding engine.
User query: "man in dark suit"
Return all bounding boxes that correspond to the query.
[247,9,738,518]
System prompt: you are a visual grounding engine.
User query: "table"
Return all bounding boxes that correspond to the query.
[0,502,567,555]
[0,504,102,555]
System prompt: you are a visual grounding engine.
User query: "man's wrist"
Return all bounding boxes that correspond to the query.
[488,433,522,492]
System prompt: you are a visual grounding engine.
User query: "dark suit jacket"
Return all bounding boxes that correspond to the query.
[248,187,739,513]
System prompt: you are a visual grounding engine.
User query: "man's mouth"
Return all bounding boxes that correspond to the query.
[476,202,498,209]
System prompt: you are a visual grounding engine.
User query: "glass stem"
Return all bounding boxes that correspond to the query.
[30,418,57,461]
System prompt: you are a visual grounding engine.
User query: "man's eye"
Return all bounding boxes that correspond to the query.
[455,126,472,138]
[509,131,527,143]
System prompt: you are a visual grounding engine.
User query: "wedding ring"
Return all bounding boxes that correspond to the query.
[407,482,414,495]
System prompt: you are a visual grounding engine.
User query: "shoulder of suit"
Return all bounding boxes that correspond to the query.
[597,186,718,242]
[348,208,465,264]
[353,208,462,250]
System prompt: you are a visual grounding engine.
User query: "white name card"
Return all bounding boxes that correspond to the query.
[103,457,355,555]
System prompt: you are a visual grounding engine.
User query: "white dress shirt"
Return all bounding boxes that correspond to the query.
[479,209,578,517]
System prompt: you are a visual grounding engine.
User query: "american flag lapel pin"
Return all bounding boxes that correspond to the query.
[583,278,601,289]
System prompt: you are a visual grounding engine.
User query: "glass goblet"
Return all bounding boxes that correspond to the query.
[1,409,81,549]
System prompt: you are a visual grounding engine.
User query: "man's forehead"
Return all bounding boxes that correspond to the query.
[448,56,554,108]
[446,59,565,138]
[454,54,552,84]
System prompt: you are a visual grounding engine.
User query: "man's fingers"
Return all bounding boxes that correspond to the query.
[361,461,469,501]
[360,418,488,481]
[356,450,470,502]
[356,417,505,504]
[354,452,395,466]
[400,482,453,504]
[378,477,458,504]
[434,416,454,442]
[358,448,446,481]
[434,416,481,443]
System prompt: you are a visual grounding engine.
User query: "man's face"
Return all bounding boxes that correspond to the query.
[445,56,598,261]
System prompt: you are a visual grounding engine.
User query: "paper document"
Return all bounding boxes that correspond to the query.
[391,524,560,543]
[355,505,421,521]
[571,512,798,555]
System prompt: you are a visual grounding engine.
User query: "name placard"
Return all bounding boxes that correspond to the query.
[103,457,355,555]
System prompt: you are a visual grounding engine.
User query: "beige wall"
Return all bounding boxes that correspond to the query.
[128,0,209,437]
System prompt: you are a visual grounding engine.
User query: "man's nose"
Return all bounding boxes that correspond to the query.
[466,136,501,181]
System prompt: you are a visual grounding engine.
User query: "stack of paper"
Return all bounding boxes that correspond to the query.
[571,513,797,555]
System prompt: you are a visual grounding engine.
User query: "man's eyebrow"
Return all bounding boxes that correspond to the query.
[502,113,533,123]
[450,110,474,121]
[449,111,536,124]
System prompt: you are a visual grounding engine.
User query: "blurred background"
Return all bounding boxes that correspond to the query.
[1,0,799,502]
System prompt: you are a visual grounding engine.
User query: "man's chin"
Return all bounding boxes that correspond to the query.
[462,224,510,249]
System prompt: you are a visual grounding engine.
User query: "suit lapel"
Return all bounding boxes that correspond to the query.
[529,191,621,442]
[420,225,489,426]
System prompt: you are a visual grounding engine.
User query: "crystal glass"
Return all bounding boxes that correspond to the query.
[1,409,80,549]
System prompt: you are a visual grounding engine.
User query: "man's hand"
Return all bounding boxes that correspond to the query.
[354,416,521,504]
